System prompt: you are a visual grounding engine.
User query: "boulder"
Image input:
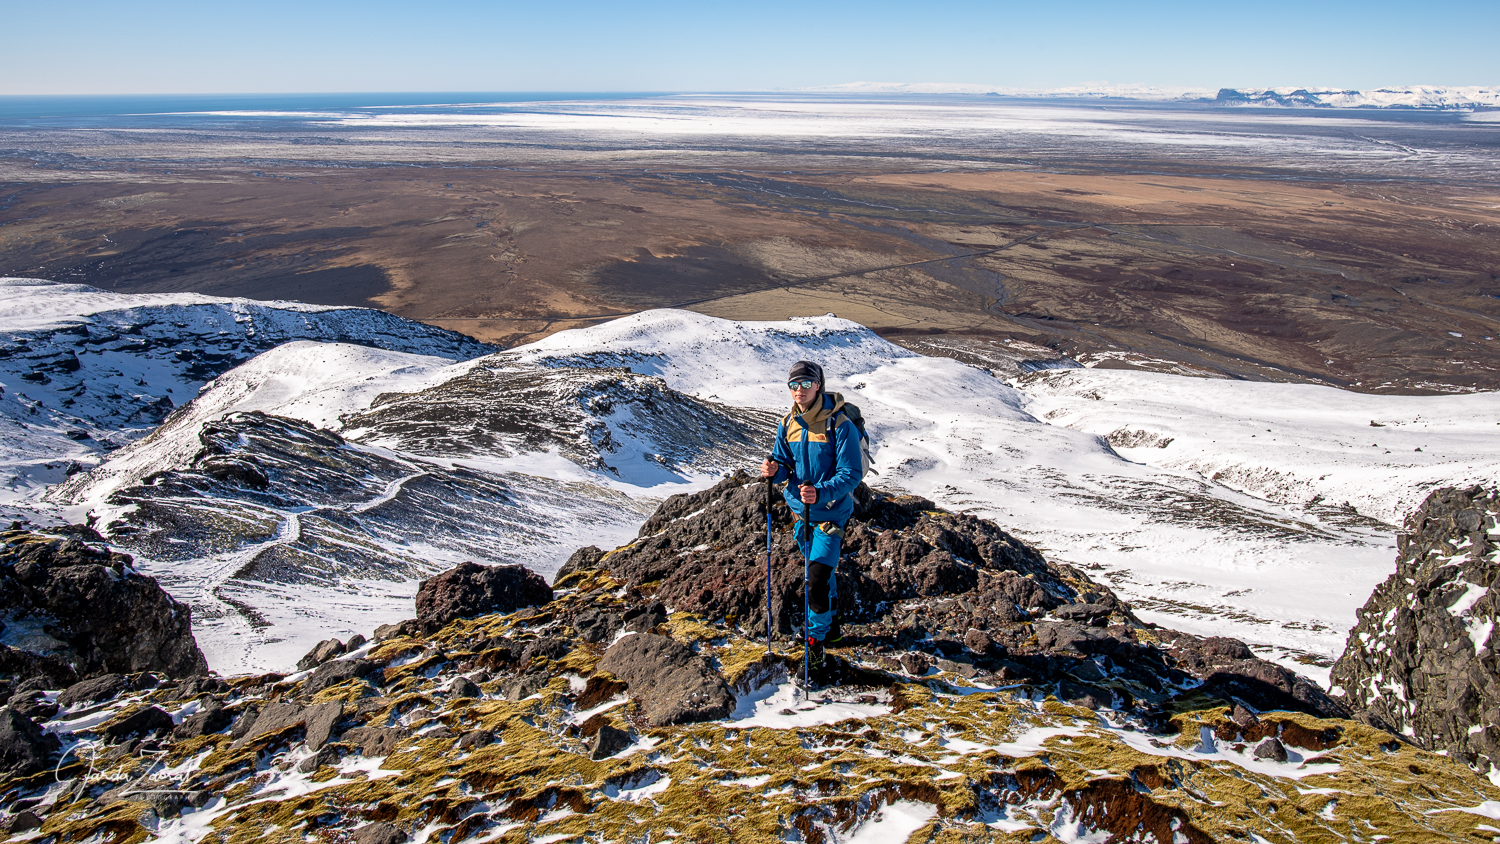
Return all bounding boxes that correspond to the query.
[305,702,344,750]
[595,633,734,726]
[296,638,346,672]
[446,677,481,699]
[554,545,605,586]
[7,690,59,722]
[1331,485,1500,768]
[589,724,631,760]
[571,608,621,643]
[0,532,206,691]
[0,705,59,775]
[458,729,494,750]
[521,637,571,665]
[343,726,407,757]
[103,705,174,741]
[58,673,131,708]
[303,658,378,695]
[174,675,230,700]
[414,562,553,626]
[1253,737,1288,762]
[173,704,232,740]
[622,601,667,634]
[232,700,343,749]
[899,652,931,676]
[352,822,408,844]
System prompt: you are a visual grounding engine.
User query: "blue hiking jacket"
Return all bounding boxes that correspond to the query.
[769,391,862,526]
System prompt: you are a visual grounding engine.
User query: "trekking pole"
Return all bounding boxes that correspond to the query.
[802,492,812,692]
[764,464,774,655]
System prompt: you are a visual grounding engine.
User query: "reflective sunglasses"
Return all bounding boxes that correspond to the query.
[787,379,818,390]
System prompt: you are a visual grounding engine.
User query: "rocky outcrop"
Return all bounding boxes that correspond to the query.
[415,562,554,626]
[595,633,735,726]
[1331,485,1500,767]
[580,471,1345,720]
[0,528,207,691]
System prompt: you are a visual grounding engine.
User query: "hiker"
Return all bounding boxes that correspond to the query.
[760,360,863,668]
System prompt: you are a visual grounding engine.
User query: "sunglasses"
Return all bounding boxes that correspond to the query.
[787,380,818,391]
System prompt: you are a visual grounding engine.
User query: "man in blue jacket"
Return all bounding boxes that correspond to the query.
[760,360,863,667]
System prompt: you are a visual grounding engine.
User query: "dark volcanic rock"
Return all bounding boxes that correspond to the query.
[1331,485,1500,768]
[7,690,58,722]
[596,633,734,726]
[589,724,631,760]
[58,673,131,708]
[581,472,1347,719]
[0,532,206,691]
[1254,737,1289,762]
[344,726,407,757]
[0,706,59,775]
[352,822,409,844]
[1157,630,1347,720]
[173,704,232,740]
[103,705,174,741]
[520,637,571,665]
[415,562,554,625]
[591,472,1077,637]
[296,638,346,672]
[303,658,378,695]
[570,608,621,643]
[446,677,481,699]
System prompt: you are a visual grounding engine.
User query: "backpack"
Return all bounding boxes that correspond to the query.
[832,402,874,479]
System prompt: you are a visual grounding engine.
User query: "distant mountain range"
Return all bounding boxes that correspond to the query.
[805,82,1500,109]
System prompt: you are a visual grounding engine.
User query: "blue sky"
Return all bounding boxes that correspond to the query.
[5,0,1496,95]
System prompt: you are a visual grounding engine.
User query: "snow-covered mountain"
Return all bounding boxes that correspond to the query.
[0,278,495,523]
[802,82,1500,110]
[1212,86,1500,110]
[10,284,1500,682]
[43,334,771,672]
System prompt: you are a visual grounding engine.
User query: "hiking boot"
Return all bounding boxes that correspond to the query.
[806,636,826,668]
[825,617,845,647]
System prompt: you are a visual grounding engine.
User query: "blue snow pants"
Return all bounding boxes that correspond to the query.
[796,519,843,642]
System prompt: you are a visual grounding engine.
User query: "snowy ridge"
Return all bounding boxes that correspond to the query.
[0,278,494,520]
[47,323,770,672]
[49,341,466,516]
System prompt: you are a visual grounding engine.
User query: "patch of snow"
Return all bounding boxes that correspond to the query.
[602,768,672,802]
[1449,582,1489,617]
[730,679,891,729]
[836,799,939,844]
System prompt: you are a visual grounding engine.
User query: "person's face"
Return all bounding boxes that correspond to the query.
[788,379,819,408]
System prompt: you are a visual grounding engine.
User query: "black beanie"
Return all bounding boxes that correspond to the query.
[788,361,824,387]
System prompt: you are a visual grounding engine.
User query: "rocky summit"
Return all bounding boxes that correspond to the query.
[3,479,1500,842]
[1332,484,1500,769]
